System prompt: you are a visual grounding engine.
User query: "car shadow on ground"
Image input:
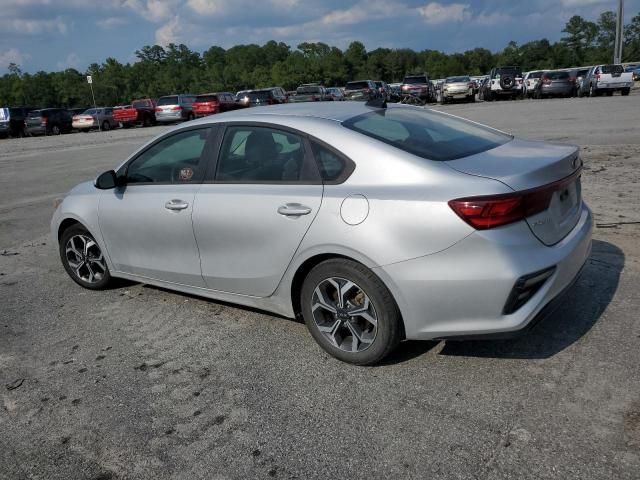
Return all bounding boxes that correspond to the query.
[436,239,624,360]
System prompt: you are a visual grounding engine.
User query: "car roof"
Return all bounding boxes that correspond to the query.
[189,101,384,124]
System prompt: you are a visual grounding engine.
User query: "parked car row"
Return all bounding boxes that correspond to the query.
[2,63,637,140]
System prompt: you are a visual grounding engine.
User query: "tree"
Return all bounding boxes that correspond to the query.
[561,15,598,65]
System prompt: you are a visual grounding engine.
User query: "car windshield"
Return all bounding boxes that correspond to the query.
[546,71,570,80]
[297,86,322,94]
[345,81,370,90]
[446,76,470,83]
[404,76,427,84]
[196,95,218,102]
[157,96,179,106]
[343,107,511,161]
[601,64,624,74]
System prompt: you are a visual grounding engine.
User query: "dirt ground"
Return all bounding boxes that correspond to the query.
[1,95,639,480]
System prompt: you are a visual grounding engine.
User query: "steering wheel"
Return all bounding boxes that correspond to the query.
[171,164,197,183]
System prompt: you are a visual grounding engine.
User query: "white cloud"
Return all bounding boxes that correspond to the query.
[0,15,68,34]
[417,2,471,24]
[123,0,180,23]
[559,0,608,6]
[155,15,182,45]
[475,11,511,26]
[0,48,30,70]
[97,16,129,29]
[56,52,81,70]
[186,0,225,16]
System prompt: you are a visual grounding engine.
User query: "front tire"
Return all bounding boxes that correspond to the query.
[60,224,112,290]
[300,259,402,365]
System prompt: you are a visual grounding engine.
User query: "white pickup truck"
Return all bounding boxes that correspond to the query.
[578,64,634,97]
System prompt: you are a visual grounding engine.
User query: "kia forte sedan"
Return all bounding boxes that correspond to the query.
[51,102,592,365]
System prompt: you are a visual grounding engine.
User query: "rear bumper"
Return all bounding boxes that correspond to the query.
[156,112,186,122]
[26,126,46,135]
[374,203,593,340]
[595,82,633,90]
[541,85,573,95]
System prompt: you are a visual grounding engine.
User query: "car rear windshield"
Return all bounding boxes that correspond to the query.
[157,96,179,106]
[82,109,96,115]
[601,64,624,74]
[297,86,322,94]
[248,91,271,100]
[195,95,218,102]
[528,71,543,78]
[403,76,427,84]
[132,100,151,108]
[28,110,45,117]
[0,108,8,121]
[446,76,470,83]
[343,107,511,161]
[497,67,521,75]
[345,81,370,90]
[546,71,570,80]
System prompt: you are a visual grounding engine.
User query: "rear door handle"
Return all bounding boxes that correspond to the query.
[277,203,312,216]
[165,199,189,211]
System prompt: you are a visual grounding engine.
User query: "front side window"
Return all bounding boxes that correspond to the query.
[343,107,511,161]
[126,128,211,184]
[215,126,317,183]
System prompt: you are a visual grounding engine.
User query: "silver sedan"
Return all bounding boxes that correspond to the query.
[51,102,592,365]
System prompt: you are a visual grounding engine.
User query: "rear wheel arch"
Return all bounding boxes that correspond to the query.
[290,253,406,339]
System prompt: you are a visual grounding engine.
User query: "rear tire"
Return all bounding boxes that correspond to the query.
[606,91,613,96]
[300,259,402,365]
[101,121,110,131]
[59,224,112,290]
[589,84,598,97]
[51,125,60,135]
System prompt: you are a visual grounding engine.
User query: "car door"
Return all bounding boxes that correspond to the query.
[99,126,215,286]
[192,124,323,297]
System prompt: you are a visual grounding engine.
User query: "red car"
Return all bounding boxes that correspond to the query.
[191,92,240,118]
[112,98,156,128]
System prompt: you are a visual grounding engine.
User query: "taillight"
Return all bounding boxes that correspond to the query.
[41,117,48,125]
[448,170,581,230]
[594,74,600,81]
[155,107,162,112]
[542,77,552,84]
[170,106,182,111]
[527,80,530,86]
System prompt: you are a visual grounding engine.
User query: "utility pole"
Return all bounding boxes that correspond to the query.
[87,75,101,132]
[614,0,624,64]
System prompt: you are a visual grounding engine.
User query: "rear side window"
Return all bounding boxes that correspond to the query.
[214,126,317,183]
[343,107,511,161]
[157,96,178,106]
[311,142,348,182]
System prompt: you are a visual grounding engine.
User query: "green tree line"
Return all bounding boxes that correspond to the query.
[1,10,639,108]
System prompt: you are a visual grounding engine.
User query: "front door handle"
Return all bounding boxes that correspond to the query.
[165,199,189,211]
[277,203,312,216]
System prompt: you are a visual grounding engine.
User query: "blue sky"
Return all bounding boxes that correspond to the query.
[1,0,638,73]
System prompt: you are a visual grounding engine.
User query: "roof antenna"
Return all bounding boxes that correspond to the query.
[365,97,387,109]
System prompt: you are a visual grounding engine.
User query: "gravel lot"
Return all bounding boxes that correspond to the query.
[1,96,639,480]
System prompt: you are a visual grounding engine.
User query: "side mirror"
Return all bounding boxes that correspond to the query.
[95,170,118,190]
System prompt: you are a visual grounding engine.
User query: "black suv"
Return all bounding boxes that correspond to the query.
[239,87,288,107]
[25,108,73,136]
[0,107,34,138]
[344,80,381,101]
[401,74,434,102]
[485,66,523,100]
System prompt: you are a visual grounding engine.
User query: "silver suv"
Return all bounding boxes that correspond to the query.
[155,94,197,123]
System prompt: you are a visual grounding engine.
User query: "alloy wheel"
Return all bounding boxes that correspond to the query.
[311,277,378,353]
[65,234,107,284]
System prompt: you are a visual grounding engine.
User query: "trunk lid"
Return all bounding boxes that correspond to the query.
[446,138,583,245]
